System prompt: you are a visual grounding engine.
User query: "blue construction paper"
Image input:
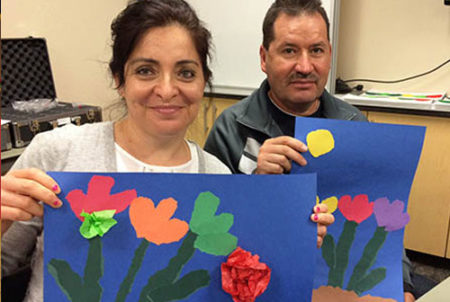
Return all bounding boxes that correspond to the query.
[293,117,425,302]
[44,173,317,301]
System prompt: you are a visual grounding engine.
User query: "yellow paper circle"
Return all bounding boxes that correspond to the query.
[306,129,335,158]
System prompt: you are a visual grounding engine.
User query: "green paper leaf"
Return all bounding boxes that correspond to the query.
[48,259,83,301]
[138,232,197,302]
[48,237,104,302]
[353,267,387,295]
[79,210,117,239]
[146,270,210,302]
[347,227,388,292]
[194,233,237,256]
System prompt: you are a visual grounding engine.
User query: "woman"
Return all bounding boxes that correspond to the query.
[1,1,332,301]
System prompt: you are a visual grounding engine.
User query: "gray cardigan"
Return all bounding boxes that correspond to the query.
[1,122,230,302]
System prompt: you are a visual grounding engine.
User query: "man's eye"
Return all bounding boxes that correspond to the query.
[283,48,296,55]
[312,48,324,55]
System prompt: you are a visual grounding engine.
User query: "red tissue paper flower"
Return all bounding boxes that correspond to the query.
[338,194,374,224]
[221,247,271,302]
[66,175,137,220]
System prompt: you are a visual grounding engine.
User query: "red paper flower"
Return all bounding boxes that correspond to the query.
[66,175,137,220]
[221,247,271,302]
[338,194,374,224]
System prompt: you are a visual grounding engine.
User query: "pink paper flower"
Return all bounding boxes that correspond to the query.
[338,194,374,224]
[66,175,137,220]
[221,247,271,302]
[373,197,410,231]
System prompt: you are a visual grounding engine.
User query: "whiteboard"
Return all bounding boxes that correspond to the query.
[188,0,340,96]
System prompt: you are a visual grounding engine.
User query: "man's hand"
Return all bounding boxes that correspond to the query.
[255,136,308,174]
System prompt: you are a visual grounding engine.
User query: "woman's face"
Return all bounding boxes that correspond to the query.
[119,24,205,138]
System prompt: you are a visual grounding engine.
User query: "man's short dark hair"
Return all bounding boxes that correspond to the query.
[262,0,330,49]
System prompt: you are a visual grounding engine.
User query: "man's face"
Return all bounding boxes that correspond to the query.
[260,12,331,115]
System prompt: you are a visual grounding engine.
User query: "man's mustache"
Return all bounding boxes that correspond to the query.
[289,72,318,82]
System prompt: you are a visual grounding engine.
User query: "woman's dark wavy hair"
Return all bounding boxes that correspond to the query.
[109,0,213,89]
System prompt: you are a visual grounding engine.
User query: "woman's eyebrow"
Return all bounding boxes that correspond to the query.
[176,60,200,66]
[128,58,158,65]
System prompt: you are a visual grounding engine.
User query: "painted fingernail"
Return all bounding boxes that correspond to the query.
[53,201,61,207]
[52,185,59,192]
[314,214,318,221]
[316,206,320,213]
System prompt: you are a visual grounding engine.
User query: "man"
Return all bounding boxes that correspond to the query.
[204,0,416,301]
[205,0,365,175]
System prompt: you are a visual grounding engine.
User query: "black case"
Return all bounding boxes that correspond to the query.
[1,38,102,148]
[1,122,13,151]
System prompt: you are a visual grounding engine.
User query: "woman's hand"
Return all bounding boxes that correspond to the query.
[310,204,335,248]
[404,292,415,302]
[1,168,62,235]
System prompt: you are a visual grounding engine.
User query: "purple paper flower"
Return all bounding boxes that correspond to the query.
[373,197,410,231]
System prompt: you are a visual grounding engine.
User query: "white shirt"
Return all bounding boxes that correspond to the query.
[114,140,199,173]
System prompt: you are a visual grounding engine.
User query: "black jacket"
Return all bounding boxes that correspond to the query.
[205,79,367,174]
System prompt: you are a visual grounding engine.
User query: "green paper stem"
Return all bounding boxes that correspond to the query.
[321,234,336,269]
[346,227,388,293]
[115,240,150,302]
[138,231,198,302]
[47,236,104,302]
[327,220,358,287]
[82,237,104,302]
[146,269,210,302]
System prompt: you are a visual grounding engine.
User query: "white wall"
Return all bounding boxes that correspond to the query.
[2,0,449,111]
[188,0,339,95]
[337,0,450,93]
[1,0,128,112]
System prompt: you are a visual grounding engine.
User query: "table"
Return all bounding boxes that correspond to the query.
[417,276,450,301]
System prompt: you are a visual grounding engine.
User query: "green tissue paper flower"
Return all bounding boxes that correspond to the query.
[79,210,117,239]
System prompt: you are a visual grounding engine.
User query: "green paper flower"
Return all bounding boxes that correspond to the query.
[79,210,117,239]
[189,192,237,256]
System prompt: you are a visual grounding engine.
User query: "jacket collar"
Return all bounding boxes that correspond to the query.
[321,89,357,120]
[236,79,357,137]
[236,79,284,138]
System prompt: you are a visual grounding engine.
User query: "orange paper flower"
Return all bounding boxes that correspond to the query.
[129,197,189,245]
